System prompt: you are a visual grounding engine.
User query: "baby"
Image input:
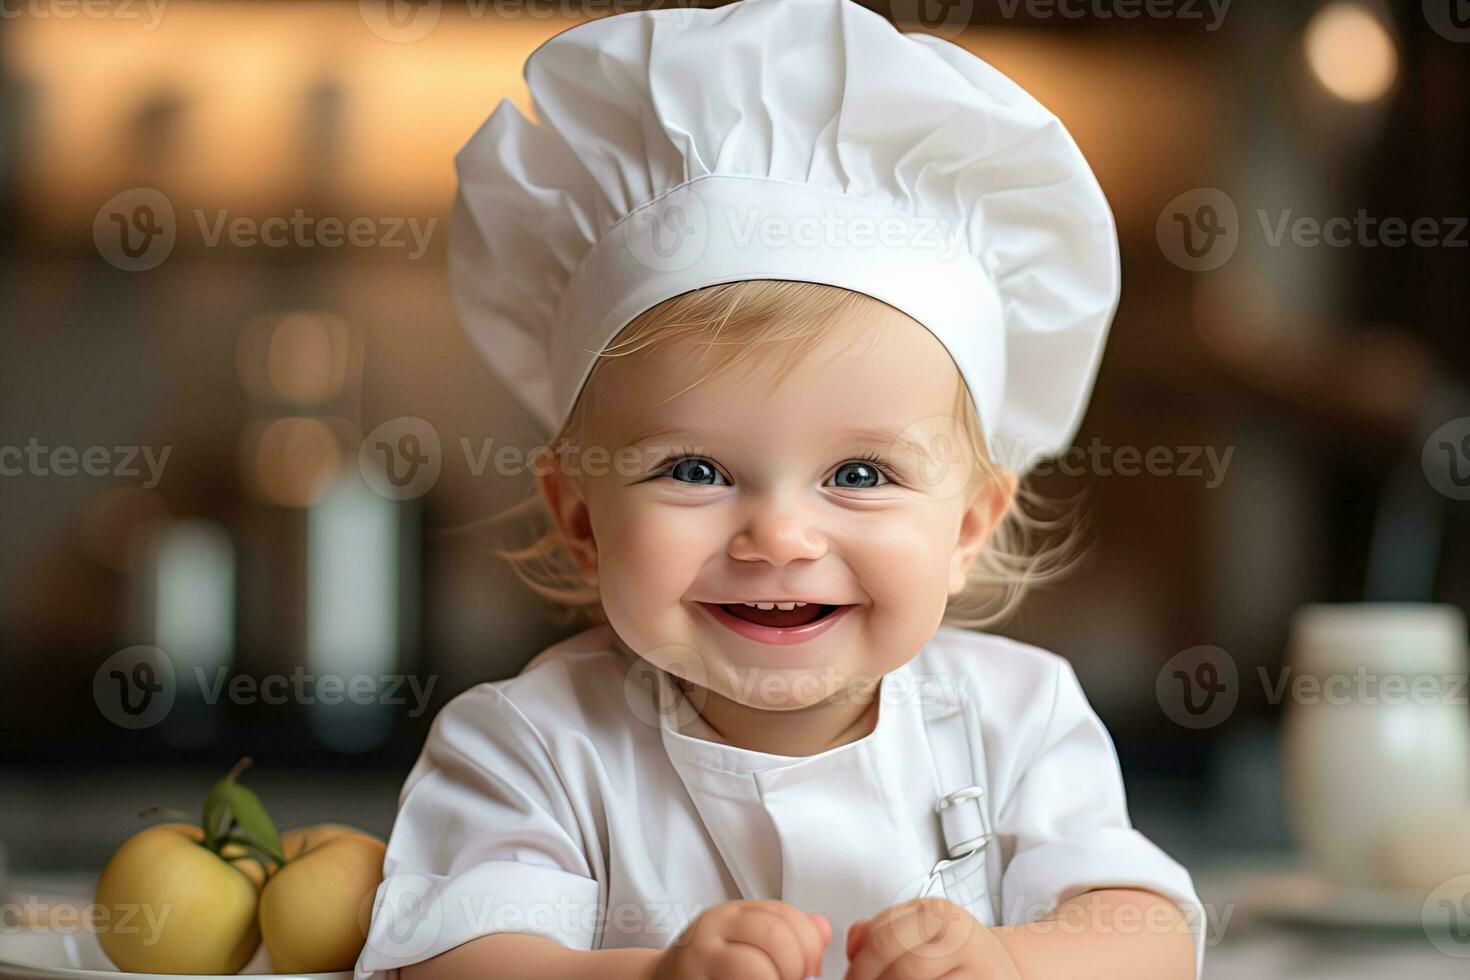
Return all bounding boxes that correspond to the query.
[354,1,1205,979]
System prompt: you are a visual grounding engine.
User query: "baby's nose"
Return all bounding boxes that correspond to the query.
[727,507,827,565]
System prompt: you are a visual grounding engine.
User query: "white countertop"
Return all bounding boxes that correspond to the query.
[5,859,1466,979]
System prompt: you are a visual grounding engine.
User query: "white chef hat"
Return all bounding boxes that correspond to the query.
[449,0,1119,468]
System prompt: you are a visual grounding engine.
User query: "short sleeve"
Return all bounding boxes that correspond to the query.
[996,660,1206,980]
[353,686,601,980]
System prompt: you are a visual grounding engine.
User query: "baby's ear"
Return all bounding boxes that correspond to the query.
[948,471,1018,593]
[535,460,598,581]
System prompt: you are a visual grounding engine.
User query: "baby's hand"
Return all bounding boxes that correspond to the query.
[650,899,830,980]
[844,897,1020,980]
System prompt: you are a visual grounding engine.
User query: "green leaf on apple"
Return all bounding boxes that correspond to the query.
[197,757,285,867]
[217,782,284,863]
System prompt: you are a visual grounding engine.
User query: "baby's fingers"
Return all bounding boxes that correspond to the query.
[846,919,868,961]
[733,901,828,978]
[844,899,975,980]
[811,916,834,963]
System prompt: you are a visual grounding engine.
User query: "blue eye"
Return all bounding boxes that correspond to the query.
[668,457,727,486]
[829,460,886,489]
[657,455,893,488]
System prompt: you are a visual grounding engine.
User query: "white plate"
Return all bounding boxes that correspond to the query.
[0,878,352,980]
[0,928,352,980]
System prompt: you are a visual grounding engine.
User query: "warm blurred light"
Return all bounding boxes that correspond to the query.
[1303,3,1398,104]
[5,2,561,233]
[7,5,1208,245]
[76,486,171,572]
[142,519,236,675]
[855,30,1213,242]
[307,473,400,753]
[235,311,278,401]
[248,416,341,507]
[267,311,352,405]
[1193,262,1287,358]
[237,309,358,406]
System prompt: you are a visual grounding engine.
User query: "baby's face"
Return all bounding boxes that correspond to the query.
[543,302,1014,712]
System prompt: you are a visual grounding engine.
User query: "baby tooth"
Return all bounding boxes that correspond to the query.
[776,602,796,610]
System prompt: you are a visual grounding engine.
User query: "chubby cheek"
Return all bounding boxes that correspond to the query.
[590,495,717,651]
[840,511,955,666]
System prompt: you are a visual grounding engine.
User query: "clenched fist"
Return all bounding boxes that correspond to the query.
[649,899,831,980]
[844,897,1020,980]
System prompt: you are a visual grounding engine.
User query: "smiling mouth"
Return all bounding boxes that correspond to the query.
[702,602,844,629]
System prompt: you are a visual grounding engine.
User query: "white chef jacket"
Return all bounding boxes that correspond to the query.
[354,624,1206,980]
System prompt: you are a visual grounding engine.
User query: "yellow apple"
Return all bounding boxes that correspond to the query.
[94,823,261,974]
[258,824,386,973]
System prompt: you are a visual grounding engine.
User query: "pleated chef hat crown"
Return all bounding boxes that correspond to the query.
[449,0,1120,468]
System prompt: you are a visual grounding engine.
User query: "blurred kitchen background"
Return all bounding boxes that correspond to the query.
[2,1,1469,975]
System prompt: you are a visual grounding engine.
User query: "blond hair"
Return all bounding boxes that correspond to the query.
[483,279,1085,630]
